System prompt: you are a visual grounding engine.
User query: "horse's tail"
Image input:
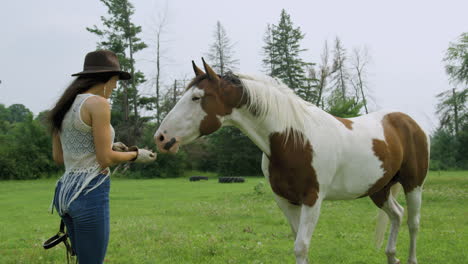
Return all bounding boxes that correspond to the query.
[375,183,402,249]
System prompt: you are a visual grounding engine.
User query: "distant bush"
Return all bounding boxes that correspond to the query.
[0,105,60,180]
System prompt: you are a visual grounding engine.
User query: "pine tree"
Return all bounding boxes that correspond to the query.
[444,32,468,86]
[436,88,468,138]
[262,9,313,101]
[206,21,238,75]
[261,24,275,76]
[87,0,148,145]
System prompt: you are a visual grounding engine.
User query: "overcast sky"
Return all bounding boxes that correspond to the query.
[1,0,466,133]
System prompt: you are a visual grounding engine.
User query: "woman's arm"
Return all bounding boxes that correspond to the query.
[86,96,138,168]
[52,132,64,165]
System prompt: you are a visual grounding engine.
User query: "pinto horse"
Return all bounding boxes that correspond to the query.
[154,59,429,264]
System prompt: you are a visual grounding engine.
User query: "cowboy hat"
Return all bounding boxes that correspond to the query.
[71,50,131,80]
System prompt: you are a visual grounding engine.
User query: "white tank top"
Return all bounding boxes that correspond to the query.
[53,93,115,215]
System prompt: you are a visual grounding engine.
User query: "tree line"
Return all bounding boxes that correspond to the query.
[0,2,466,180]
[431,32,468,170]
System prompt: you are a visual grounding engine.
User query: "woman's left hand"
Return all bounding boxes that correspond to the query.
[112,142,128,152]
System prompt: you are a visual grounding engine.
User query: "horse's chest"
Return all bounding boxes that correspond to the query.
[267,131,319,206]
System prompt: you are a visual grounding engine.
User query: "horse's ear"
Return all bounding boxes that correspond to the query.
[202,58,219,82]
[192,60,205,76]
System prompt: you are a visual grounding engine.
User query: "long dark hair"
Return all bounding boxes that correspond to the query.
[48,73,115,134]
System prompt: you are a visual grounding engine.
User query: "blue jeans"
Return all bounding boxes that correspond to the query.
[54,174,110,264]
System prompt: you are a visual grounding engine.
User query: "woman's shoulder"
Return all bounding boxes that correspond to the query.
[81,94,110,114]
[81,94,109,106]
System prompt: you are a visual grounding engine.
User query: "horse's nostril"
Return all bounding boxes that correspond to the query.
[159,135,165,142]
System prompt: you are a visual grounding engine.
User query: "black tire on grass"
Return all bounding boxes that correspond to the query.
[218,177,245,183]
[189,176,209,182]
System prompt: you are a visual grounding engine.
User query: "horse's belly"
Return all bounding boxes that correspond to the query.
[323,161,385,200]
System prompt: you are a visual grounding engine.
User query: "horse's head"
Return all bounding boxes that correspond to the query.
[154,59,245,153]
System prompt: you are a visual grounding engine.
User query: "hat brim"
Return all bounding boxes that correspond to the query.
[71,70,132,80]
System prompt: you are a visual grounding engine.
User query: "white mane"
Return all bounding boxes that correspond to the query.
[237,73,323,141]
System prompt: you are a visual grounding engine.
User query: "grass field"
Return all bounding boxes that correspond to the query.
[0,171,466,263]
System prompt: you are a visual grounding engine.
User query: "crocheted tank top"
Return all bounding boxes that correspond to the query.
[54,94,115,215]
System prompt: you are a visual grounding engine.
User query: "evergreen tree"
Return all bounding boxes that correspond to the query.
[444,32,468,85]
[87,0,148,145]
[262,9,313,101]
[436,88,467,138]
[206,21,238,75]
[431,34,468,170]
[261,24,275,76]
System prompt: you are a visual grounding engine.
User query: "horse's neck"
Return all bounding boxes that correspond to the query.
[225,105,346,156]
[224,107,276,155]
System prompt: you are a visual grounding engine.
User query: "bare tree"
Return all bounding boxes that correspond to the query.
[350,46,371,114]
[207,21,238,75]
[330,37,349,100]
[148,6,169,125]
[315,41,331,108]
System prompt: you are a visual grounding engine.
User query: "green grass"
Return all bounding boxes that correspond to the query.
[0,171,466,263]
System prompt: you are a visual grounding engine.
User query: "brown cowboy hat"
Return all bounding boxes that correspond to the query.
[71,50,131,80]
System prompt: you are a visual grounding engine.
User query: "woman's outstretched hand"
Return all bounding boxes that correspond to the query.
[128,146,157,163]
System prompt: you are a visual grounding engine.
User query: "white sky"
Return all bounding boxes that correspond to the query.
[1,0,467,133]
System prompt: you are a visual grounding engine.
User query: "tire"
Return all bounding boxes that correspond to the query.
[218,177,245,183]
[189,176,209,182]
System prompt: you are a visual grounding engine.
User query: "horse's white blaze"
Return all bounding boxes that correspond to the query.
[156,87,206,144]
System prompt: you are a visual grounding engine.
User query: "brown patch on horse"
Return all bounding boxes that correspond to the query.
[268,129,319,207]
[194,73,247,135]
[186,75,209,91]
[364,112,429,207]
[385,113,429,193]
[334,116,353,130]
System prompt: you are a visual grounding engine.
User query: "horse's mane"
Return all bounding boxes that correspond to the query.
[237,73,322,141]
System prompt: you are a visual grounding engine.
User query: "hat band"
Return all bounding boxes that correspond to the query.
[83,65,121,71]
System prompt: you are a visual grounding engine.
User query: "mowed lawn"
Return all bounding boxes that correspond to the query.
[0,171,466,264]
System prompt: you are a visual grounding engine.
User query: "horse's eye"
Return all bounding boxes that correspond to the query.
[192,97,201,101]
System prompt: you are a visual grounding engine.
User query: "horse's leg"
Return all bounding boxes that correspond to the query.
[294,199,323,264]
[405,186,422,264]
[261,154,301,237]
[371,186,404,264]
[399,160,427,264]
[273,194,301,237]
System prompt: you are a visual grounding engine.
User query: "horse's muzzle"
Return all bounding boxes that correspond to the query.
[155,131,180,153]
[163,137,177,151]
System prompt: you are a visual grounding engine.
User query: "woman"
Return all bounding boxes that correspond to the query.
[48,50,156,263]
